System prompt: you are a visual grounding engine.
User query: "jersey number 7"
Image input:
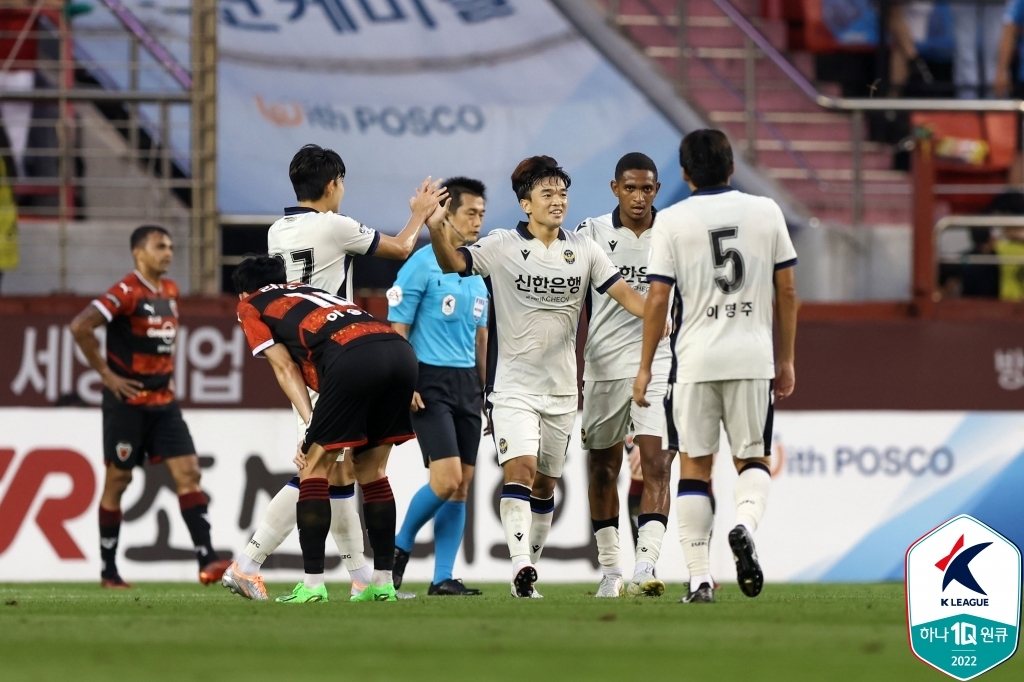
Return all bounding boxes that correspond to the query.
[290,249,314,284]
[709,227,745,294]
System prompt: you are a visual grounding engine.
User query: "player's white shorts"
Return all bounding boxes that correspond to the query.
[581,376,667,450]
[667,379,773,459]
[487,391,577,478]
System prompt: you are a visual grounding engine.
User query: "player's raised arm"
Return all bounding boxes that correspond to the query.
[426,199,469,274]
[373,177,449,260]
[633,280,672,407]
[773,265,798,400]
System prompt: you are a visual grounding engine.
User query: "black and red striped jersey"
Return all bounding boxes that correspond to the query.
[237,283,398,392]
[91,270,180,406]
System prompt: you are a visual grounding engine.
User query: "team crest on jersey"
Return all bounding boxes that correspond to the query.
[115,442,133,462]
[386,286,403,307]
[498,438,508,455]
[563,249,576,264]
[580,428,588,445]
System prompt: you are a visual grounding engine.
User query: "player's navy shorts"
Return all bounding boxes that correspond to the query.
[303,336,418,455]
[411,363,483,467]
[102,390,196,470]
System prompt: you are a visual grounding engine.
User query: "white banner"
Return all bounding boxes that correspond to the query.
[1,409,1022,584]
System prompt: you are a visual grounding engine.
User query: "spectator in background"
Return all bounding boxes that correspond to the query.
[961,227,1000,296]
[951,0,1003,98]
[995,0,1024,96]
[889,2,936,94]
[0,1,40,179]
[0,135,16,292]
[986,192,1024,300]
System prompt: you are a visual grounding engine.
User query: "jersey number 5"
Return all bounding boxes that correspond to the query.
[290,249,314,284]
[709,227,745,294]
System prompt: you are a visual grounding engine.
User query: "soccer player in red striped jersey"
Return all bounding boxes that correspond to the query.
[70,226,231,588]
[232,255,418,603]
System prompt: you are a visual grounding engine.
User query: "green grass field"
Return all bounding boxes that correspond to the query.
[0,582,1018,681]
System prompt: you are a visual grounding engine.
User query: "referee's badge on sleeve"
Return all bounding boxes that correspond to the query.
[473,296,486,322]
[386,286,402,307]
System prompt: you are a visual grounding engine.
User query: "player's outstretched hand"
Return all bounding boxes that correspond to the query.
[410,177,449,218]
[425,198,451,231]
[775,361,795,401]
[633,368,652,407]
[101,368,143,401]
[410,391,425,412]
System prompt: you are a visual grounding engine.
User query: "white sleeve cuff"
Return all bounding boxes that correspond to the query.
[251,339,276,357]
[91,299,113,322]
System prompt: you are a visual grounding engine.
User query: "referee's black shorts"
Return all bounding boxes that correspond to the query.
[411,363,483,468]
[303,336,418,455]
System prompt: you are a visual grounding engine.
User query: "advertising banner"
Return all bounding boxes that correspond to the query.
[1,409,1022,585]
[73,1,689,230]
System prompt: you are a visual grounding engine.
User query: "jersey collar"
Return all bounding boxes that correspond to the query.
[516,221,566,240]
[610,205,658,229]
[284,206,319,216]
[691,185,734,196]
[133,269,160,293]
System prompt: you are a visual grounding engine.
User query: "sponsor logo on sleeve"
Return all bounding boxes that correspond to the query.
[386,286,403,307]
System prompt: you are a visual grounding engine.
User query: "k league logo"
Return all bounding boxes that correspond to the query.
[906,515,1021,680]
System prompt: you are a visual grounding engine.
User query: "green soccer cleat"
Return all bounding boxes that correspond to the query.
[275,582,329,603]
[350,583,397,602]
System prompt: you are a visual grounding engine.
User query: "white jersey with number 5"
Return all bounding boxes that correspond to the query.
[646,187,797,384]
[267,207,380,296]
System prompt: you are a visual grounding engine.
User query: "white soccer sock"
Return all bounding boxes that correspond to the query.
[371,569,392,587]
[677,491,714,581]
[304,573,324,590]
[241,483,298,571]
[633,516,667,577]
[499,486,532,565]
[734,464,772,533]
[529,495,555,565]
[330,495,370,584]
[594,524,621,575]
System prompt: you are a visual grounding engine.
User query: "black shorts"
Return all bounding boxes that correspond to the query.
[102,391,196,470]
[411,363,483,467]
[304,337,418,455]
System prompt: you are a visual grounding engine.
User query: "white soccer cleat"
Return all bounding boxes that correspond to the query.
[222,562,268,601]
[509,562,538,598]
[595,574,624,598]
[626,567,665,597]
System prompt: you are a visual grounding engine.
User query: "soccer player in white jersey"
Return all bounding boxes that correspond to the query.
[223,144,446,600]
[426,156,648,598]
[635,130,798,604]
[576,152,676,598]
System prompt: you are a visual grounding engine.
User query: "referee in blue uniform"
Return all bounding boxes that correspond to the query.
[389,177,489,596]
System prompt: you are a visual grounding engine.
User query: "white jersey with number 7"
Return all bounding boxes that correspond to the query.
[646,187,797,384]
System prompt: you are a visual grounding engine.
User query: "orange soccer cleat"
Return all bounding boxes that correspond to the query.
[198,559,232,585]
[101,575,132,589]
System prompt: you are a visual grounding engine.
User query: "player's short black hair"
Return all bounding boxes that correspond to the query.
[446,176,486,212]
[511,156,571,201]
[232,254,287,295]
[615,152,658,182]
[679,129,733,189]
[289,144,346,202]
[130,225,170,250]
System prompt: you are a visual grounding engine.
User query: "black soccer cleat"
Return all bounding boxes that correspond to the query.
[680,582,715,603]
[728,525,764,598]
[392,547,410,589]
[428,578,482,596]
[512,564,538,598]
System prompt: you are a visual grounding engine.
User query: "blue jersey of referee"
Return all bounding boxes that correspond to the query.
[387,245,488,366]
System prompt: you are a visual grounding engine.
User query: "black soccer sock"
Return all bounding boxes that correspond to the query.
[99,506,122,578]
[296,478,331,576]
[627,479,644,549]
[361,477,396,571]
[178,491,216,569]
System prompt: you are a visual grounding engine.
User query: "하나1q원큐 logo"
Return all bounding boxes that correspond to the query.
[906,514,1021,680]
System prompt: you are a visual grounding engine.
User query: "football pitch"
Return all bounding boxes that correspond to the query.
[0,582,1019,681]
